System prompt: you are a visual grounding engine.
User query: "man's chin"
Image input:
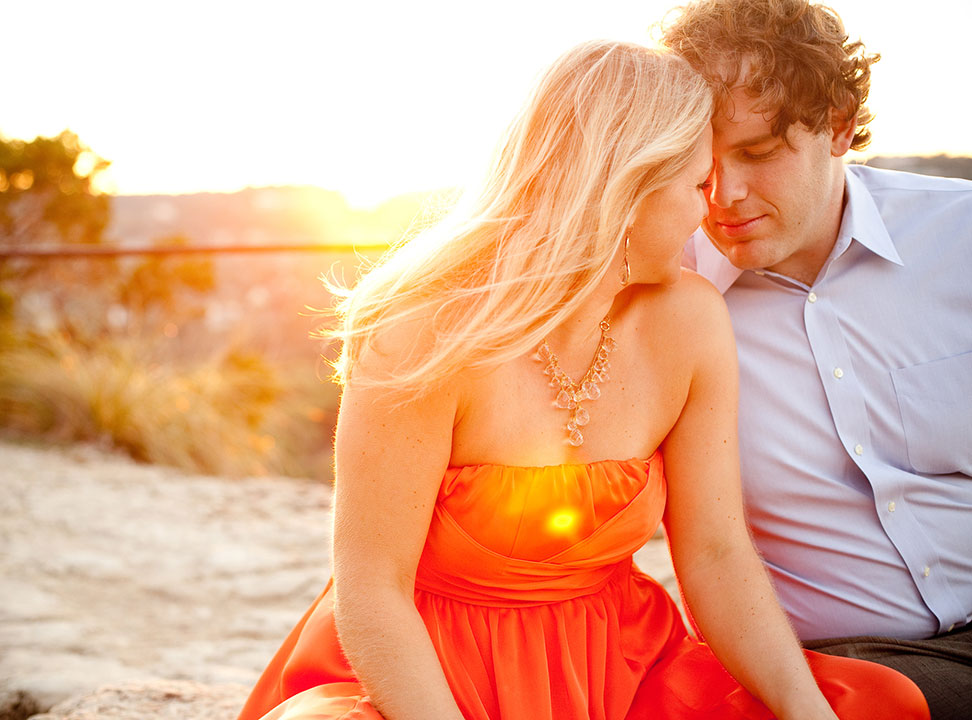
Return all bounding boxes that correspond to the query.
[701,225,770,271]
[722,241,769,272]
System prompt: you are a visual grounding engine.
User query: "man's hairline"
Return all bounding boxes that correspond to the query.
[711,82,840,148]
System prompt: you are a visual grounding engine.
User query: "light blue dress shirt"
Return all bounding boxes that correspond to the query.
[684,164,972,641]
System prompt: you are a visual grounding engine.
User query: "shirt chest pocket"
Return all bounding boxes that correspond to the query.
[890,350,972,476]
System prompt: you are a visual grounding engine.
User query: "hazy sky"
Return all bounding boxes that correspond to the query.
[6,0,970,206]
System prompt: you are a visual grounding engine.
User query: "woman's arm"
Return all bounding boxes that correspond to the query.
[331,349,466,720]
[660,279,839,720]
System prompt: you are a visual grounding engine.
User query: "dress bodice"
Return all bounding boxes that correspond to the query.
[415,453,666,606]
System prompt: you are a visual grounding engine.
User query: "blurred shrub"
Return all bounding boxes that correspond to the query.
[0,328,338,480]
[0,130,351,480]
[0,130,110,249]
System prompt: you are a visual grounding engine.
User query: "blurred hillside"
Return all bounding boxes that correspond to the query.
[108,186,444,249]
[859,154,972,180]
[102,186,449,363]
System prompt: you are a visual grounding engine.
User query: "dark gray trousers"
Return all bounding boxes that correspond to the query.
[805,623,972,720]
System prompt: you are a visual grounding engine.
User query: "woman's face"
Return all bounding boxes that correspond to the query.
[628,126,713,285]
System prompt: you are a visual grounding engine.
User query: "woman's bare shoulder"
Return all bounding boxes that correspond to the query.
[670,267,727,312]
[629,269,730,332]
[621,269,735,385]
[346,306,473,418]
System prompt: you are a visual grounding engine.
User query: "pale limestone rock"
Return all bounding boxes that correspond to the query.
[28,680,248,720]
[1,440,678,713]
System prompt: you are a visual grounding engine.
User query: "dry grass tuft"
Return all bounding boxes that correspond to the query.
[0,327,338,480]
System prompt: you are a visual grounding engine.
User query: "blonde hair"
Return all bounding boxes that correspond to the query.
[330,40,712,393]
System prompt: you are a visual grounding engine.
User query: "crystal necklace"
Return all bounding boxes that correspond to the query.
[537,316,617,447]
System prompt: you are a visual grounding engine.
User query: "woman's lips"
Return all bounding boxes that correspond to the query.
[715,215,765,239]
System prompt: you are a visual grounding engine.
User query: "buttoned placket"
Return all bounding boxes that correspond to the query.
[704,167,972,635]
[790,244,957,632]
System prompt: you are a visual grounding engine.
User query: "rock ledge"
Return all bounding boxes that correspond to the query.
[28,679,249,720]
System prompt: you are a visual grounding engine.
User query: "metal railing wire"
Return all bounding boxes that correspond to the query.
[0,243,386,259]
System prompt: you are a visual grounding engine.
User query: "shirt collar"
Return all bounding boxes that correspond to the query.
[837,165,903,267]
[690,165,902,295]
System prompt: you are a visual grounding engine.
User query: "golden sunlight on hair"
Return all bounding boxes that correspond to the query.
[329,40,713,395]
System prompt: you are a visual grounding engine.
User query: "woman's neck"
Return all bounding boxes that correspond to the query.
[543,286,624,376]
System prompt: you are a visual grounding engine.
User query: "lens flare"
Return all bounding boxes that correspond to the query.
[548,510,577,534]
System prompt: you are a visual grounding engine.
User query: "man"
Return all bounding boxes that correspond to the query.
[663,1,972,717]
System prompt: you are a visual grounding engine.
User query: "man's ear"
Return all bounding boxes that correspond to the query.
[830,109,857,158]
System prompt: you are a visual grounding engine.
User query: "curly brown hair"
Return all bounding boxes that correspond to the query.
[660,0,879,150]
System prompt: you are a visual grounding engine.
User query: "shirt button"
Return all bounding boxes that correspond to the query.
[854,444,864,456]
[833,367,844,379]
[888,501,896,512]
[807,292,818,303]
[923,566,931,578]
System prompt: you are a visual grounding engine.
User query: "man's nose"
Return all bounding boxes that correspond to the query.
[709,165,746,209]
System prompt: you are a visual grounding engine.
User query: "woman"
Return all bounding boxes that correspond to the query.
[238,41,928,720]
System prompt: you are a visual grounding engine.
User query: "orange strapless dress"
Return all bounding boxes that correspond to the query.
[237,453,928,720]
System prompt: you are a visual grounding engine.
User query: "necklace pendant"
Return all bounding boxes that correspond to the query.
[580,380,600,400]
[554,390,574,409]
[539,315,616,448]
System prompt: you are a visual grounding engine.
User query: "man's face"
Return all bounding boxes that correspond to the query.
[702,86,847,285]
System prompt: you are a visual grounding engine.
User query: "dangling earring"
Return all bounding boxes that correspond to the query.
[619,234,630,287]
